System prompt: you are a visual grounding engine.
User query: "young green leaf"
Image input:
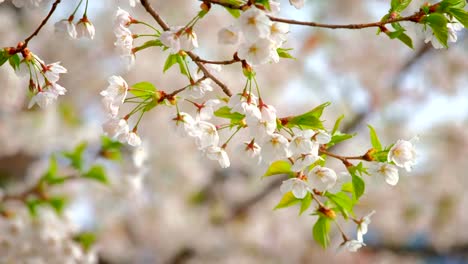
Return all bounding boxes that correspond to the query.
[351,173,365,200]
[8,54,20,71]
[83,165,109,184]
[274,191,301,209]
[299,192,312,215]
[277,48,296,59]
[332,115,344,135]
[74,232,97,252]
[425,13,449,48]
[367,125,382,150]
[313,216,331,248]
[396,32,414,49]
[0,49,9,67]
[214,106,245,122]
[130,82,157,99]
[163,54,179,73]
[390,0,412,13]
[224,7,241,18]
[449,8,468,28]
[325,192,355,219]
[264,160,294,177]
[63,142,87,171]
[48,196,68,215]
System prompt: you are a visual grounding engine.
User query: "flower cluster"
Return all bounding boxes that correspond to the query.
[113,7,137,69]
[55,16,95,40]
[101,76,142,147]
[218,5,289,65]
[0,208,96,263]
[11,50,68,109]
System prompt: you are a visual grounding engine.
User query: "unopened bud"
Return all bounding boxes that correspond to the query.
[318,206,336,219]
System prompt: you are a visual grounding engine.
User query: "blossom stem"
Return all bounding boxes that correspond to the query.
[136,21,161,33]
[222,126,242,148]
[83,0,89,17]
[71,0,84,17]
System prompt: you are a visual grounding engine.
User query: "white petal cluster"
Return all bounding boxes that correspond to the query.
[218,5,289,66]
[55,19,77,39]
[388,137,417,172]
[160,26,199,53]
[23,56,68,109]
[369,162,399,186]
[0,208,96,263]
[76,17,96,40]
[280,177,310,199]
[113,7,136,69]
[100,76,142,147]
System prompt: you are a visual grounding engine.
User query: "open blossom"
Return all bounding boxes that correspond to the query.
[197,99,220,120]
[269,22,289,45]
[243,139,262,162]
[183,79,213,99]
[100,75,129,109]
[313,130,332,144]
[218,26,241,45]
[239,7,271,40]
[205,146,230,168]
[289,0,305,9]
[114,7,132,30]
[42,62,67,83]
[357,210,375,242]
[179,28,198,51]
[120,131,142,147]
[160,27,182,53]
[290,129,317,156]
[172,112,195,136]
[268,0,281,14]
[388,138,417,171]
[192,121,219,149]
[102,118,129,138]
[291,154,320,172]
[343,239,365,252]
[238,38,274,65]
[55,19,77,39]
[76,17,95,39]
[309,166,337,191]
[280,178,310,199]
[262,133,291,164]
[28,91,57,109]
[369,162,399,186]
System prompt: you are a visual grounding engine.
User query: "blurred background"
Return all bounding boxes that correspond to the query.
[0,0,468,263]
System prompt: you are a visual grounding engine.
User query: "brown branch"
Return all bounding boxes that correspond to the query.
[15,0,62,53]
[192,55,240,65]
[140,0,232,97]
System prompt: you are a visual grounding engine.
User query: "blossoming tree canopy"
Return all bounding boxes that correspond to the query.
[0,0,466,261]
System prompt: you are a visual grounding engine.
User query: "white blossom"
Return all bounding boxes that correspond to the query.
[197,99,221,120]
[262,133,291,164]
[42,62,67,83]
[290,129,317,156]
[343,239,365,252]
[269,22,289,45]
[291,154,320,172]
[243,139,262,162]
[280,178,310,199]
[172,112,195,136]
[179,28,198,51]
[160,27,182,53]
[218,25,241,45]
[54,19,77,39]
[183,79,213,99]
[192,120,219,149]
[100,75,129,107]
[309,166,337,191]
[102,118,129,138]
[239,7,271,40]
[388,138,417,172]
[205,146,230,168]
[369,162,399,186]
[424,17,463,49]
[357,210,375,242]
[76,18,96,40]
[28,91,57,109]
[238,38,274,65]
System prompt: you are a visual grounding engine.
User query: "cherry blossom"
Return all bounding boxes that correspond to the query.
[369,162,399,186]
[76,17,96,40]
[205,146,230,168]
[357,210,376,242]
[54,19,77,39]
[218,26,241,45]
[388,138,417,172]
[309,166,337,191]
[239,7,271,40]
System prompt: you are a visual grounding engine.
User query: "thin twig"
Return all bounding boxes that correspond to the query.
[16,0,62,52]
[139,0,233,97]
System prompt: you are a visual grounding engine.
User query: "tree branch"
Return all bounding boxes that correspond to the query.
[15,0,62,53]
[139,0,233,97]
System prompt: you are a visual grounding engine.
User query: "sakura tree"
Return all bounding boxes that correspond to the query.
[0,0,466,262]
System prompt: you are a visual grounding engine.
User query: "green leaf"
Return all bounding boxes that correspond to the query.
[48,196,68,215]
[83,165,108,184]
[0,49,9,67]
[74,232,96,252]
[397,32,414,49]
[277,48,296,59]
[326,191,354,219]
[425,13,449,48]
[254,0,271,10]
[367,125,382,150]
[42,155,59,182]
[274,191,300,209]
[328,132,355,147]
[299,192,312,215]
[341,182,354,193]
[8,54,20,71]
[449,8,468,28]
[224,7,241,18]
[214,106,245,122]
[313,216,331,249]
[100,136,123,161]
[26,199,45,217]
[130,81,157,99]
[176,54,189,76]
[63,142,87,171]
[390,0,412,12]
[351,173,365,200]
[332,115,344,135]
[286,102,330,130]
[440,0,466,10]
[163,54,179,73]
[264,160,294,177]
